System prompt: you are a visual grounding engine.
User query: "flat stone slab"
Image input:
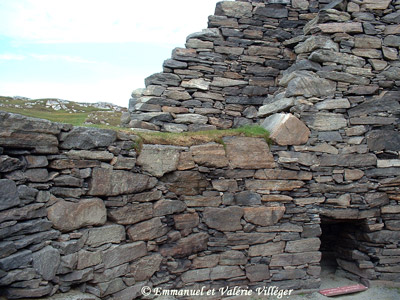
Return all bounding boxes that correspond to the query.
[319,284,368,297]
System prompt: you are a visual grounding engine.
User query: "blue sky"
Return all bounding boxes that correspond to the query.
[0,0,222,107]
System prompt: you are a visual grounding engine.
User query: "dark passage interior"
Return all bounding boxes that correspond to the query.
[319,218,372,281]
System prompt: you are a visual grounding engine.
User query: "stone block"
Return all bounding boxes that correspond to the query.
[88,168,154,196]
[215,1,252,18]
[270,252,321,267]
[137,145,184,177]
[162,171,209,196]
[285,238,321,253]
[255,4,288,19]
[246,180,305,192]
[244,206,285,226]
[60,127,116,150]
[32,246,60,281]
[302,112,347,131]
[127,217,168,241]
[249,242,286,257]
[108,203,153,225]
[261,113,310,146]
[309,49,365,67]
[210,266,245,280]
[246,264,270,282]
[183,195,221,207]
[47,198,106,232]
[220,250,247,266]
[0,179,20,211]
[190,143,228,168]
[203,207,243,232]
[130,254,163,281]
[160,232,208,258]
[224,137,275,169]
[320,154,377,167]
[103,242,147,269]
[77,249,102,270]
[0,250,32,271]
[295,35,338,54]
[174,213,199,230]
[145,72,181,87]
[181,268,211,283]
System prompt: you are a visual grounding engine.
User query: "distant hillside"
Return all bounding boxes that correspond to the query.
[0,96,127,127]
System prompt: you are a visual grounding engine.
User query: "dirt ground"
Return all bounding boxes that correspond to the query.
[288,266,400,300]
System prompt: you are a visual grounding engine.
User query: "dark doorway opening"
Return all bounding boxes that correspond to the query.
[319,217,371,282]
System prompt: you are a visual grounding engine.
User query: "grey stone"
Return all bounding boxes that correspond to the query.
[210,265,245,280]
[0,218,52,240]
[130,254,163,281]
[282,71,336,98]
[162,171,209,196]
[174,114,208,124]
[154,199,186,216]
[13,230,60,249]
[224,137,275,169]
[255,4,288,18]
[367,130,400,152]
[145,72,181,87]
[249,241,285,257]
[302,112,347,131]
[384,35,400,47]
[65,150,114,161]
[127,217,168,241]
[92,264,129,284]
[261,113,310,146]
[32,246,60,281]
[215,1,252,18]
[181,78,210,90]
[77,250,102,270]
[234,191,261,206]
[295,35,338,54]
[163,59,187,69]
[246,264,270,282]
[186,28,222,41]
[244,206,286,226]
[211,77,247,87]
[285,238,321,253]
[315,98,350,110]
[317,70,369,85]
[382,67,400,80]
[4,285,53,299]
[0,112,61,154]
[382,11,400,23]
[348,92,400,117]
[270,252,321,267]
[160,232,208,258]
[137,145,184,177]
[258,97,294,117]
[0,249,32,271]
[203,207,243,232]
[86,224,126,247]
[0,268,36,286]
[309,49,365,67]
[320,154,377,167]
[16,185,39,203]
[47,198,107,232]
[0,179,20,211]
[0,155,23,173]
[181,268,210,283]
[103,242,147,269]
[220,250,247,266]
[0,241,16,259]
[60,127,117,150]
[88,168,154,196]
[108,203,153,225]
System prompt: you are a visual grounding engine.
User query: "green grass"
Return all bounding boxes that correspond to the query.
[0,96,122,127]
[133,125,271,147]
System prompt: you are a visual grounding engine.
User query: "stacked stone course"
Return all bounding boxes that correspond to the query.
[1,0,400,299]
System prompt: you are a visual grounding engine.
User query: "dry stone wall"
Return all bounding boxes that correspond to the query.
[1,0,400,299]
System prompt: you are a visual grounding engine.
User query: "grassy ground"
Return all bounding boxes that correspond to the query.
[0,96,123,127]
[0,96,270,147]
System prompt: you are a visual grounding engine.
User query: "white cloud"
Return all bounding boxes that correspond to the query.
[0,0,220,45]
[30,54,97,64]
[0,54,26,60]
[0,76,145,107]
